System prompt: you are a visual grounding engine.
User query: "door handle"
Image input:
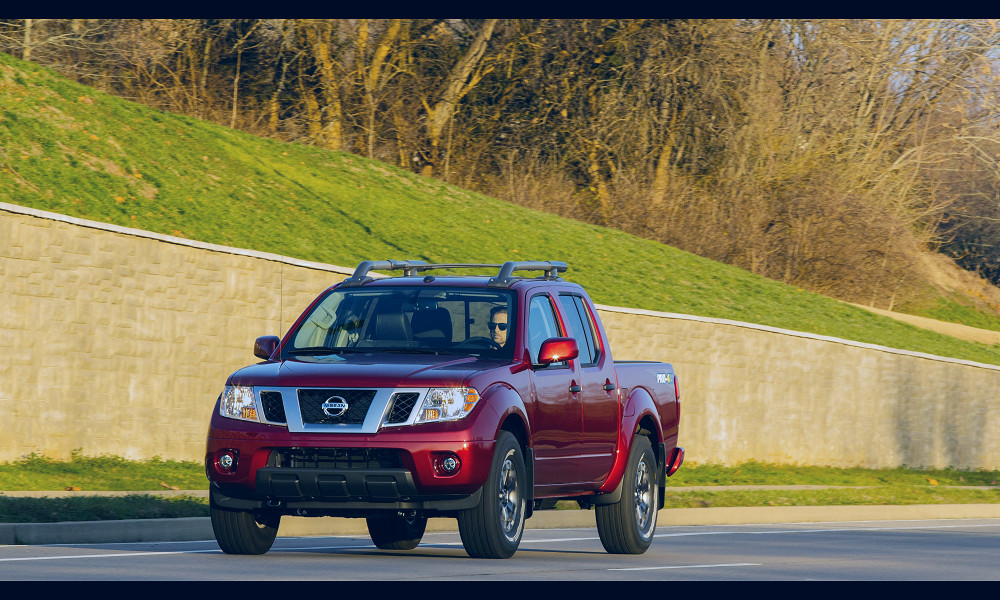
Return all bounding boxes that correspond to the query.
[603,383,616,391]
[569,385,582,393]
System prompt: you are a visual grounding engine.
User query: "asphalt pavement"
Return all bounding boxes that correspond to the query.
[2,487,999,546]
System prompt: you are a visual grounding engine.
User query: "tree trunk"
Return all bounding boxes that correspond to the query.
[22,19,33,61]
[305,21,344,151]
[422,18,498,177]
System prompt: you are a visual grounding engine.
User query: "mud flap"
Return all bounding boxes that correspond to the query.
[525,447,535,519]
[657,442,667,510]
[591,474,624,505]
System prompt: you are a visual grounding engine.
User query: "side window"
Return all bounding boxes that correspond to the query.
[527,294,564,365]
[558,294,598,366]
[573,295,601,364]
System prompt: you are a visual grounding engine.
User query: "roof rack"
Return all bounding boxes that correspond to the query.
[487,261,568,287]
[339,260,568,287]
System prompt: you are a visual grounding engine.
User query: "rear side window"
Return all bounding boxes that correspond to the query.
[559,294,599,365]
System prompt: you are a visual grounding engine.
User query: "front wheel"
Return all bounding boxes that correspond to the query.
[457,431,526,559]
[210,502,280,555]
[366,515,428,550]
[596,434,658,554]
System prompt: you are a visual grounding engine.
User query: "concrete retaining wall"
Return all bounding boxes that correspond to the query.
[2,202,998,468]
[598,308,1000,469]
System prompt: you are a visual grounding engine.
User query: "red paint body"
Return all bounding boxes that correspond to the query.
[205,275,681,513]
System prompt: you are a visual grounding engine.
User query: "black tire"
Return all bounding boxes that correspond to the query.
[210,499,280,555]
[366,515,428,550]
[457,431,526,559]
[596,434,658,554]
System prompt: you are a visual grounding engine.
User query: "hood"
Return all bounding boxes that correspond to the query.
[228,352,508,388]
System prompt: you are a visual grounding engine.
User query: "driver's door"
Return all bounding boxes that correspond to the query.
[526,293,583,492]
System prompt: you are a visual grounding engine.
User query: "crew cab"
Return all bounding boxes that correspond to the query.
[206,260,683,558]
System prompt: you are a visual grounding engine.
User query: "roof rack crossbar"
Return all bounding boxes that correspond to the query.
[488,261,568,287]
[341,260,428,286]
[406,263,503,275]
[340,260,568,287]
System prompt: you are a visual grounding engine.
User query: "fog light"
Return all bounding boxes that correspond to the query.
[442,456,458,472]
[217,450,238,472]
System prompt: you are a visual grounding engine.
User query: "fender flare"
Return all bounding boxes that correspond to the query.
[595,386,663,497]
[481,382,530,443]
[480,382,534,516]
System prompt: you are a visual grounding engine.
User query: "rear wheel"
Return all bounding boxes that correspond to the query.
[210,500,280,555]
[366,515,428,550]
[457,431,526,559]
[596,434,658,554]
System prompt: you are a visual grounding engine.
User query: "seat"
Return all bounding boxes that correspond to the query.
[374,312,411,343]
[410,308,453,347]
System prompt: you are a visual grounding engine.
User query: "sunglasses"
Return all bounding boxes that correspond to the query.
[488,322,509,332]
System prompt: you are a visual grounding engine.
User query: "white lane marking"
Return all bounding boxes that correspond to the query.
[654,522,1000,538]
[0,549,220,562]
[2,521,999,563]
[21,519,1000,549]
[0,544,380,562]
[609,562,761,571]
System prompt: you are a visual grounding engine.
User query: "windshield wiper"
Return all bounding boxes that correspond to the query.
[383,348,483,357]
[286,347,367,355]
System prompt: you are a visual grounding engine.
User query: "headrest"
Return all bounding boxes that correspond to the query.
[375,312,411,341]
[411,308,453,343]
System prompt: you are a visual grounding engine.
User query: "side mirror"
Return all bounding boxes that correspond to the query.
[537,337,579,365]
[253,335,280,359]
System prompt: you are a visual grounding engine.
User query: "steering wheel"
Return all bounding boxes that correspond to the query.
[455,336,502,351]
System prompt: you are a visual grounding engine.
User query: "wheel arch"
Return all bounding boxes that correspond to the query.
[480,382,533,518]
[635,413,661,452]
[483,383,530,447]
[498,411,533,518]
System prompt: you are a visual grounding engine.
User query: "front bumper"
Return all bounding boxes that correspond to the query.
[206,417,496,514]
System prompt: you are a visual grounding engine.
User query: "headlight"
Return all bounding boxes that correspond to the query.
[414,388,480,423]
[220,385,259,422]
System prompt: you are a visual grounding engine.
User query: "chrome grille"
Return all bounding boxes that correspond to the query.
[386,392,419,424]
[297,389,377,425]
[260,391,286,423]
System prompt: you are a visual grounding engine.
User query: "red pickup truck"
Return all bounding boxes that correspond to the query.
[206,260,683,559]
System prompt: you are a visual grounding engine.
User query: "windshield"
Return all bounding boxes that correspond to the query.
[283,286,517,359]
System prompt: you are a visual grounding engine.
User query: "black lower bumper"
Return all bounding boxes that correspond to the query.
[210,466,482,517]
[256,466,422,501]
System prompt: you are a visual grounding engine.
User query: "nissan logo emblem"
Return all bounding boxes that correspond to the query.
[321,396,349,417]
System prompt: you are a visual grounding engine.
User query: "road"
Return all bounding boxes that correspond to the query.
[1,518,998,580]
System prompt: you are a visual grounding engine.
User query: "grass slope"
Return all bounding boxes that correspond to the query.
[3,53,1000,366]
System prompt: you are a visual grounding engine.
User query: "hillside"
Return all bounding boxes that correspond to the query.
[2,52,1000,367]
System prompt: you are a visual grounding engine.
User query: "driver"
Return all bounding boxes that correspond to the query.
[488,306,510,347]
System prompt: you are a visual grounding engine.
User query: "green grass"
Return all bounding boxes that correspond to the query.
[0,495,208,523]
[0,451,207,492]
[661,487,1000,509]
[666,460,1000,487]
[3,488,997,523]
[1,456,998,521]
[898,289,1000,334]
[3,454,997,493]
[3,52,1000,365]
